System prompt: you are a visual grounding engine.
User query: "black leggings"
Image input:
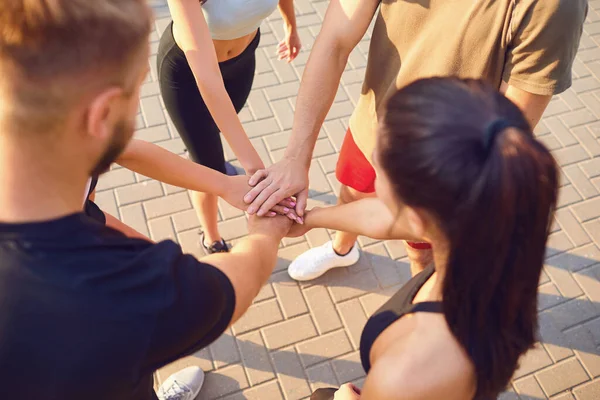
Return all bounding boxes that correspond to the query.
[157,22,259,174]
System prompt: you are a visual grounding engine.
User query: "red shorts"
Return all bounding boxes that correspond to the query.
[335,129,376,194]
[335,128,432,250]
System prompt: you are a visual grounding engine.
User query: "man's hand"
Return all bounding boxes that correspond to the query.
[244,157,309,218]
[247,214,293,240]
[334,383,361,400]
[221,175,297,217]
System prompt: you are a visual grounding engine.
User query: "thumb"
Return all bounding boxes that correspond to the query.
[295,189,309,218]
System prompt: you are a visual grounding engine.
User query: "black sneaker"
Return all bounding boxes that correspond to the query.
[200,231,230,254]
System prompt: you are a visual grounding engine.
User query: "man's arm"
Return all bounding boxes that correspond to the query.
[201,215,292,324]
[244,0,381,217]
[500,82,551,129]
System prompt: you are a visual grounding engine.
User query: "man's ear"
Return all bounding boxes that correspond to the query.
[85,87,123,141]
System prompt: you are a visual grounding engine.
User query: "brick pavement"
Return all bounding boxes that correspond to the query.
[97,1,600,398]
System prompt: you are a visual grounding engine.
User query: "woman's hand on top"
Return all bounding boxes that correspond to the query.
[277,26,301,62]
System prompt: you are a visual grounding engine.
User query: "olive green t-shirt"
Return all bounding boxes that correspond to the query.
[349,0,588,158]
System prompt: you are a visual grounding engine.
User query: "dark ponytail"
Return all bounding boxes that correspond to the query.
[378,78,558,399]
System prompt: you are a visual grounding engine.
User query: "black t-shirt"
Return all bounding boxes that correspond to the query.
[0,213,236,400]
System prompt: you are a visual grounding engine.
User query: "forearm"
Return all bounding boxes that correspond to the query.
[204,233,281,324]
[285,39,349,165]
[116,139,229,196]
[306,198,420,241]
[278,0,297,31]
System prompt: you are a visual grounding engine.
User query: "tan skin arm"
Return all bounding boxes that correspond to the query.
[166,0,263,174]
[115,139,294,213]
[201,215,292,325]
[287,198,421,242]
[244,0,381,217]
[500,82,552,128]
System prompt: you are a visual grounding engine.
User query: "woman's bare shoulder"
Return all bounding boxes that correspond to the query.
[364,315,476,400]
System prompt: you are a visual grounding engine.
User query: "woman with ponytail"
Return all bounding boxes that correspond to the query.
[289,77,559,400]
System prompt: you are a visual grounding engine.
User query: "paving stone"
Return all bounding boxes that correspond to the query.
[147,216,177,242]
[513,344,553,379]
[561,110,597,128]
[581,158,600,178]
[271,347,312,400]
[545,261,585,299]
[303,285,343,334]
[96,168,136,191]
[237,331,276,385]
[539,312,575,362]
[515,376,547,400]
[176,229,206,260]
[135,125,171,142]
[198,364,250,400]
[363,243,405,288]
[554,145,591,167]
[297,330,353,368]
[271,270,309,318]
[573,264,600,303]
[547,244,600,272]
[538,282,566,311]
[331,351,366,384]
[546,296,598,331]
[565,324,600,378]
[557,185,583,208]
[115,180,164,206]
[210,329,241,369]
[248,90,273,120]
[233,299,283,335]
[243,118,281,138]
[552,392,576,400]
[573,379,600,400]
[120,203,150,237]
[546,231,575,257]
[171,209,201,232]
[328,269,380,303]
[337,299,368,350]
[140,96,166,127]
[221,381,283,400]
[306,362,339,391]
[572,126,600,157]
[536,358,590,397]
[263,315,318,350]
[143,192,191,219]
[563,165,600,200]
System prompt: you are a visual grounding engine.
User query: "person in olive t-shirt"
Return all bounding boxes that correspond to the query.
[243,0,587,281]
[0,1,291,400]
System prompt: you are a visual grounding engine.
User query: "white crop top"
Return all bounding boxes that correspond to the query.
[201,0,279,40]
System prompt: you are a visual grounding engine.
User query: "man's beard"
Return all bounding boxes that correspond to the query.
[89,119,134,177]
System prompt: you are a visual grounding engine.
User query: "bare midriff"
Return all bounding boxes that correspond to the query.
[173,25,258,63]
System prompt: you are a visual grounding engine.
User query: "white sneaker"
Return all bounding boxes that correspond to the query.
[157,366,205,400]
[288,241,360,281]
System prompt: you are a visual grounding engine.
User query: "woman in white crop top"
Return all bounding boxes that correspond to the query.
[158,0,300,254]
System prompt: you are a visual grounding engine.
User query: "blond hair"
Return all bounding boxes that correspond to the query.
[0,0,153,133]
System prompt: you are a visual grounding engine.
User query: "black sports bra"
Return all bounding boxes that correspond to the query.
[359,264,443,372]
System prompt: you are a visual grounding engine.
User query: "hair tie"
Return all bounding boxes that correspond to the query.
[483,119,512,151]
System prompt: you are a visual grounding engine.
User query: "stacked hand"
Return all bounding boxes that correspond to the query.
[244,157,309,222]
[221,175,297,216]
